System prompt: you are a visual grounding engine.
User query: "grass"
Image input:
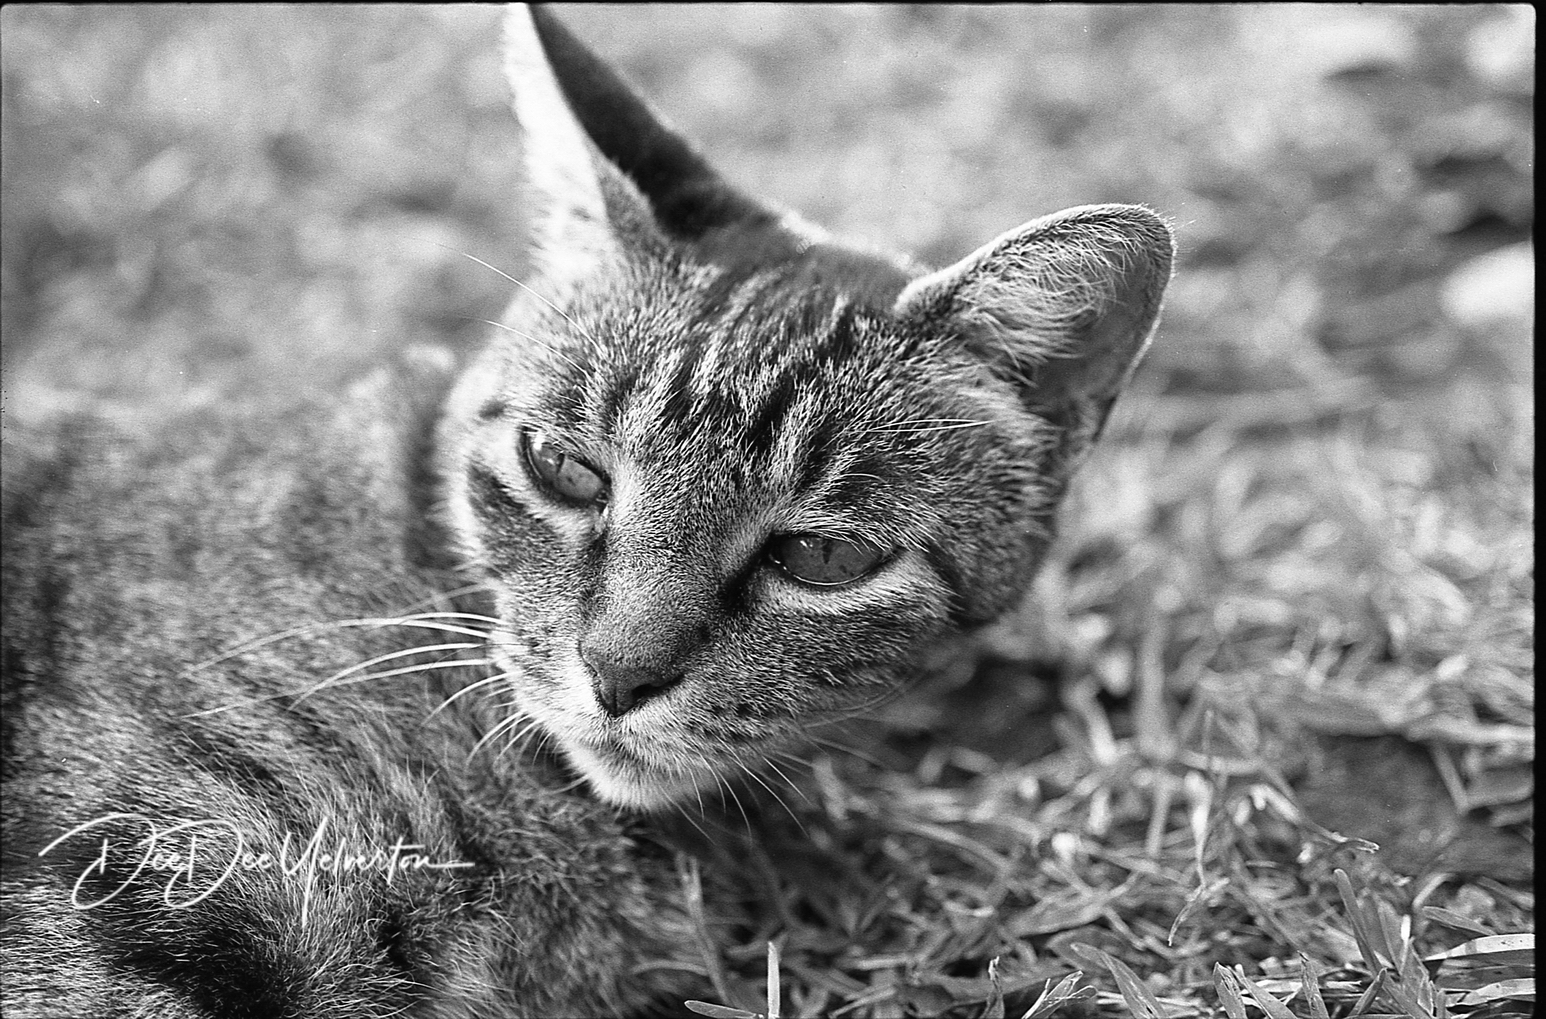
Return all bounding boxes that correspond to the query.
[2,4,1532,1017]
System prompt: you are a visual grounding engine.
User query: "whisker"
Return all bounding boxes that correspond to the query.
[552,769,589,795]
[813,691,900,723]
[289,642,484,701]
[349,615,499,644]
[477,714,526,766]
[178,621,344,680]
[472,723,518,762]
[804,734,888,770]
[447,248,601,348]
[425,670,512,721]
[707,770,736,835]
[470,708,531,759]
[179,613,495,681]
[678,793,718,846]
[498,724,528,760]
[508,717,548,751]
[760,757,815,809]
[334,611,498,629]
[740,763,807,837]
[860,418,991,436]
[478,319,586,375]
[292,657,489,704]
[382,585,498,618]
[491,709,553,765]
[811,671,925,723]
[184,647,488,718]
[714,767,752,840]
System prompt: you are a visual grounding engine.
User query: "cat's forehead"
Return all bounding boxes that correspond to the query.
[499,262,1029,539]
[546,268,933,456]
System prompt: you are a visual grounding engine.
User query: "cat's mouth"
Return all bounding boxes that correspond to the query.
[496,650,742,809]
[557,735,717,810]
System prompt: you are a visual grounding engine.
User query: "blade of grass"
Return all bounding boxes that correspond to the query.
[1371,898,1407,971]
[1419,907,1495,938]
[1423,933,1535,966]
[1349,969,1390,1016]
[766,941,781,1019]
[1380,970,1433,1019]
[1298,953,1330,1019]
[1335,869,1389,973]
[679,854,738,1009]
[1069,944,1169,1019]
[980,957,1006,1019]
[685,1003,760,1019]
[1167,877,1229,946]
[1374,899,1441,1019]
[1212,963,1247,1019]
[1017,972,1087,1019]
[1232,965,1297,1019]
[1450,978,1536,1007]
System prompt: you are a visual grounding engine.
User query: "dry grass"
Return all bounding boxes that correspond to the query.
[2,4,1532,1017]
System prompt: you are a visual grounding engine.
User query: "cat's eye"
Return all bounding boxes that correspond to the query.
[521,430,607,506]
[766,534,887,587]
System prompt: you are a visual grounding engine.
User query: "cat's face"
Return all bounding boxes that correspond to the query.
[446,260,1062,807]
[438,6,1172,809]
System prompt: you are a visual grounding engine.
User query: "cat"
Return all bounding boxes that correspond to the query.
[1,5,1173,1016]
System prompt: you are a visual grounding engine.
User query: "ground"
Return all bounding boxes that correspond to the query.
[0,5,1532,1017]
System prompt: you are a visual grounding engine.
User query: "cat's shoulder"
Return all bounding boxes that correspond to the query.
[3,344,459,542]
[1,344,463,743]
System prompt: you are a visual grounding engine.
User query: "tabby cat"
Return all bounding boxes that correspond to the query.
[1,5,1172,1016]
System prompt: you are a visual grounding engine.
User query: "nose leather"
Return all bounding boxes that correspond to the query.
[584,655,681,717]
[578,573,704,717]
[579,523,716,717]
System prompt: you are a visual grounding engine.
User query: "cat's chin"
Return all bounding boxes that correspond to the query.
[558,738,715,811]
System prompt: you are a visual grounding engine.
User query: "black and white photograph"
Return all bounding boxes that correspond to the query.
[1,5,1532,1016]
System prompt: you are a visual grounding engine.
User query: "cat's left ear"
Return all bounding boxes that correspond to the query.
[894,204,1174,444]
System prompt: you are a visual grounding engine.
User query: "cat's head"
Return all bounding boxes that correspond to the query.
[439,5,1173,809]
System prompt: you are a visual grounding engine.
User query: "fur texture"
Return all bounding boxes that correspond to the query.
[2,5,1172,1015]
[439,7,1174,810]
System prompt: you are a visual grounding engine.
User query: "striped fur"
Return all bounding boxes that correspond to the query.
[440,7,1175,809]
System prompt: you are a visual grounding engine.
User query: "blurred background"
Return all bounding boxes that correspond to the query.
[2,5,1531,415]
[1,5,1533,1010]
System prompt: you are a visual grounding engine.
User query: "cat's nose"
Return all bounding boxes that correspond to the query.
[585,656,682,717]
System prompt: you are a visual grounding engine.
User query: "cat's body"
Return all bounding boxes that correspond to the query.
[3,375,711,1016]
[2,6,1171,1016]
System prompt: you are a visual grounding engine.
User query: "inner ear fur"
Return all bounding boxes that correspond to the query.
[525,4,772,242]
[510,5,910,296]
[894,204,1175,428]
[503,3,624,296]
